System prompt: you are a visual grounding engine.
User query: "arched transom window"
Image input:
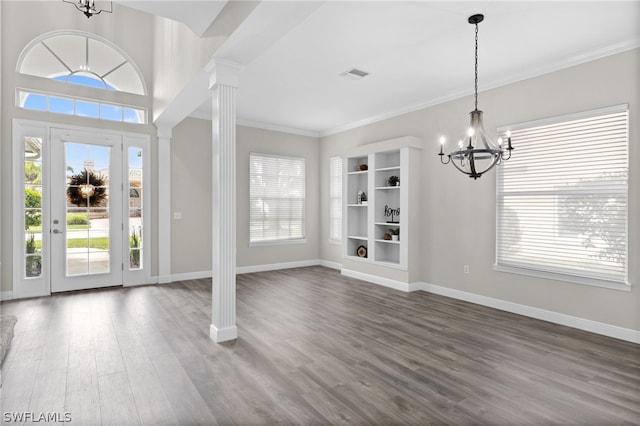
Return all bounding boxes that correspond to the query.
[18,31,146,95]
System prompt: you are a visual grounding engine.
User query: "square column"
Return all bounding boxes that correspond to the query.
[156,127,172,284]
[208,59,242,343]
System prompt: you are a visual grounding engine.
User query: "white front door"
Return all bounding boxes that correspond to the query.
[50,128,123,292]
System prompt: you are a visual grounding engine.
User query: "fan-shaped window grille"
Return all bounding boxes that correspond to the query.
[18,31,146,95]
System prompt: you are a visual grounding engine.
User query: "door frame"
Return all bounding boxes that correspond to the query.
[12,119,151,298]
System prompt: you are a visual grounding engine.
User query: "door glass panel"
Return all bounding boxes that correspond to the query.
[128,147,143,270]
[24,137,43,278]
[65,143,111,276]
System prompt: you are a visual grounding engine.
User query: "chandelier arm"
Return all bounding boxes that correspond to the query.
[450,158,471,176]
[468,151,478,177]
[479,155,501,176]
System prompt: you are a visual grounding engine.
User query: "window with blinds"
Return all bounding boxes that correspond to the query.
[329,156,343,243]
[250,153,305,244]
[496,105,629,288]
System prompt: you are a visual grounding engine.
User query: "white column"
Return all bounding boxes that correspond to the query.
[157,127,172,284]
[208,59,241,343]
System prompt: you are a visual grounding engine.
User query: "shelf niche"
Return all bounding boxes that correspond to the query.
[342,136,422,286]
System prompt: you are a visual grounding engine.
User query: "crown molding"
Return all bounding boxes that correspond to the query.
[236,119,320,138]
[319,41,640,138]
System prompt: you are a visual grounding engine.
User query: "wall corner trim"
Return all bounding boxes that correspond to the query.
[416,282,640,344]
[319,260,342,270]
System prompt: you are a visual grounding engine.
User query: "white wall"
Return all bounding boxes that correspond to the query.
[320,49,640,332]
[171,118,213,276]
[169,120,321,274]
[151,1,258,122]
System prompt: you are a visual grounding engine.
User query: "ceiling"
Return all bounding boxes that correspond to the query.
[123,1,640,136]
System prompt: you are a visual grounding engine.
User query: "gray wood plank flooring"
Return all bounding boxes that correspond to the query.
[1,266,639,425]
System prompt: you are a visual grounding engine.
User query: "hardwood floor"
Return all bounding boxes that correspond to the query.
[1,266,639,425]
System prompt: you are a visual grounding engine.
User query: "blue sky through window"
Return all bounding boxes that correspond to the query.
[65,143,110,177]
[21,87,144,124]
[129,147,143,170]
[23,93,47,111]
[54,74,114,90]
[76,100,99,118]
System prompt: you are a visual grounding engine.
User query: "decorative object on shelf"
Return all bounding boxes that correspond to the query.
[384,205,400,223]
[388,175,400,186]
[356,245,368,258]
[67,168,107,207]
[438,13,513,180]
[63,0,112,18]
[388,228,400,241]
[383,232,392,240]
[357,190,367,205]
[358,164,368,171]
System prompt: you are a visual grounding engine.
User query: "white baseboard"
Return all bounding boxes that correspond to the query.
[319,260,342,270]
[341,268,420,293]
[130,261,339,286]
[417,282,640,344]
[0,291,14,301]
[171,270,213,282]
[157,274,173,284]
[236,259,321,274]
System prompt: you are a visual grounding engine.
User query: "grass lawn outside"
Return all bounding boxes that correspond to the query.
[32,237,110,250]
[27,225,89,232]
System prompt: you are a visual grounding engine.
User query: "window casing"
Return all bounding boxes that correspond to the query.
[329,156,343,243]
[496,105,629,289]
[250,153,306,244]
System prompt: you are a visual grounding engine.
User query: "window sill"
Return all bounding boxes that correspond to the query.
[493,264,630,292]
[250,238,306,247]
[328,239,342,246]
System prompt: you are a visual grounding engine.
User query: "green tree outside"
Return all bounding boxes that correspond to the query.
[25,188,42,230]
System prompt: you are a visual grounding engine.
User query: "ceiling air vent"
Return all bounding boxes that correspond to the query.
[339,68,370,80]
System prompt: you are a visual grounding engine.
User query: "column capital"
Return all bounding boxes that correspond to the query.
[156,126,173,139]
[206,58,243,90]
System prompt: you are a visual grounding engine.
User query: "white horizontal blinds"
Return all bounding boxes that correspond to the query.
[250,153,305,243]
[497,107,628,284]
[329,156,343,242]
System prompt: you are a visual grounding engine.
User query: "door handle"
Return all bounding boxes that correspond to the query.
[52,229,63,234]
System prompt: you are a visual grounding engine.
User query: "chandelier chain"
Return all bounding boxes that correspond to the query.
[474,22,479,111]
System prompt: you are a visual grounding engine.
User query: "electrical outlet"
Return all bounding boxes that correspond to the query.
[173,212,182,220]
[463,265,470,274]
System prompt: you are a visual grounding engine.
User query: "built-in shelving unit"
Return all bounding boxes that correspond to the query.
[345,156,369,259]
[342,136,422,286]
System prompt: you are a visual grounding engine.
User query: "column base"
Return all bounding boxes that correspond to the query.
[209,324,238,343]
